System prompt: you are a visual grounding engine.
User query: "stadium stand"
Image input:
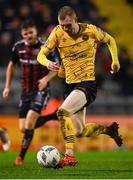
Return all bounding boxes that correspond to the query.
[94,0,133,60]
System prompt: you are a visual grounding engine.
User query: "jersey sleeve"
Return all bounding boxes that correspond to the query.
[92,25,106,42]
[37,27,59,66]
[42,27,58,55]
[49,48,60,63]
[10,45,19,64]
[92,25,119,65]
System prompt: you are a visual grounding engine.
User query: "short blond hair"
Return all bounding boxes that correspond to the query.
[58,6,77,20]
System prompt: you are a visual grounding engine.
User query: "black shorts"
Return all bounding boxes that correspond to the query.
[19,88,50,118]
[65,81,97,107]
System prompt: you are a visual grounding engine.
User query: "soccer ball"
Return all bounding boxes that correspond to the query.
[37,145,60,168]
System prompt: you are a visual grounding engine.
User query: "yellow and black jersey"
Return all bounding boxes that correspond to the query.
[40,23,116,83]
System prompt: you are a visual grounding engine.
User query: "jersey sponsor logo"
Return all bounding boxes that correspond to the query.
[19,50,26,53]
[20,58,39,64]
[62,38,67,42]
[69,52,88,60]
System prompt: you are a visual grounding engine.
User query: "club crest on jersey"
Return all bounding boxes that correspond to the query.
[62,38,67,42]
[82,34,89,41]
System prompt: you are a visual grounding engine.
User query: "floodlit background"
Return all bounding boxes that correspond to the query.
[0,0,133,151]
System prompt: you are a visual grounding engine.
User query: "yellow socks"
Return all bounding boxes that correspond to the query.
[80,123,107,137]
[57,109,75,151]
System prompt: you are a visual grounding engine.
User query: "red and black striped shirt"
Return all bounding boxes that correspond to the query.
[11,38,55,93]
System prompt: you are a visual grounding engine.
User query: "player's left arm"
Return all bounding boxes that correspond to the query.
[93,25,120,74]
[102,33,120,73]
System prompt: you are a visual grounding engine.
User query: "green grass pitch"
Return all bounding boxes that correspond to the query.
[0,150,133,179]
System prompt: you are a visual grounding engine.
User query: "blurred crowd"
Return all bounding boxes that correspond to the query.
[0,0,133,97]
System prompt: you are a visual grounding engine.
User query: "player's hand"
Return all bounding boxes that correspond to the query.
[2,88,10,99]
[47,61,59,71]
[110,63,120,74]
[38,77,48,91]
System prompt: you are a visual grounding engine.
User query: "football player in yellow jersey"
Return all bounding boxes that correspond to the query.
[37,6,122,168]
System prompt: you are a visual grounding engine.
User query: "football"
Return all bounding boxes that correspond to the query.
[37,145,60,168]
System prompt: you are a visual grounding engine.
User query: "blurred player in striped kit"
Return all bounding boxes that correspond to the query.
[3,19,58,165]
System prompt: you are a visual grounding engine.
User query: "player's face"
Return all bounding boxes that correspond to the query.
[21,27,38,45]
[59,15,78,36]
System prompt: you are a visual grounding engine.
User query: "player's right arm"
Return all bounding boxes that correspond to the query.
[3,61,16,99]
[37,48,59,71]
[37,26,59,71]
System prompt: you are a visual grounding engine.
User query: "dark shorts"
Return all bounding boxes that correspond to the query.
[65,81,97,107]
[19,88,50,118]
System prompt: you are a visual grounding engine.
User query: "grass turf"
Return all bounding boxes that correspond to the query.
[0,150,133,179]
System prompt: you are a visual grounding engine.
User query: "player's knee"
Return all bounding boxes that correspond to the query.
[19,127,25,133]
[57,108,70,120]
[31,105,42,114]
[25,119,35,129]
